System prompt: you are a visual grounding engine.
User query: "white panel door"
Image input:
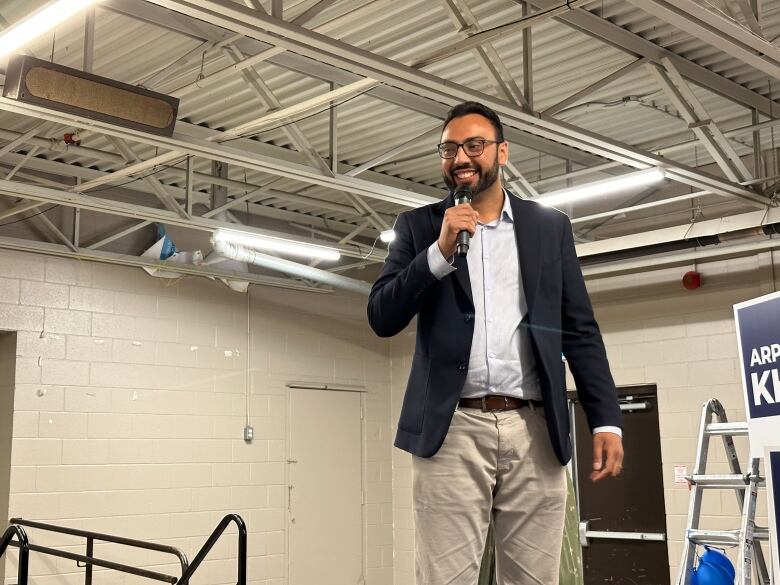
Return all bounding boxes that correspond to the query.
[288,388,364,585]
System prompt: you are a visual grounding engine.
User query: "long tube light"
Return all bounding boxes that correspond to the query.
[212,238,369,294]
[0,0,98,59]
[212,228,340,261]
[535,168,666,208]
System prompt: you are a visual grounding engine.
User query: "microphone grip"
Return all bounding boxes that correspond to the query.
[456,229,470,257]
[453,189,472,257]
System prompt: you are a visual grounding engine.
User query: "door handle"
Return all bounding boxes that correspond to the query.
[578,521,665,547]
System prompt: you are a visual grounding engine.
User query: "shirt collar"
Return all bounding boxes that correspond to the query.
[501,189,514,223]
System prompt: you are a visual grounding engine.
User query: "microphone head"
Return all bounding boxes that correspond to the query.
[452,184,473,205]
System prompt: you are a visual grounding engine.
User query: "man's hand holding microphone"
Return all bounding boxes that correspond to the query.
[437,186,477,259]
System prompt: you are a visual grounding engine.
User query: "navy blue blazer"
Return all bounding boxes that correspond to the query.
[367,191,622,465]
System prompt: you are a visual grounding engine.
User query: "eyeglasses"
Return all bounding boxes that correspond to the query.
[437,139,501,159]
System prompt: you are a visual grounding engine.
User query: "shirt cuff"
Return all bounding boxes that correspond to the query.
[427,242,456,280]
[593,426,622,437]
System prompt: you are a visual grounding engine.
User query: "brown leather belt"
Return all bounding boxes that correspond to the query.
[458,395,536,412]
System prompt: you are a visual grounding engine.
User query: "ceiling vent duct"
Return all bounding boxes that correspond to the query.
[3,54,179,136]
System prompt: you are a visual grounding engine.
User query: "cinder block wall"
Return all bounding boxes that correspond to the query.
[390,251,776,585]
[0,332,16,582]
[0,250,393,585]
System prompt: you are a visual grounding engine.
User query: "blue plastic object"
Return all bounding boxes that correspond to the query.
[690,547,735,585]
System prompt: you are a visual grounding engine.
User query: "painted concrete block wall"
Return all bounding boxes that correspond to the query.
[0,250,393,585]
[389,252,776,585]
[0,332,16,582]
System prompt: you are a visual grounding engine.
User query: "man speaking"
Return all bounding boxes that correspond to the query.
[367,102,624,584]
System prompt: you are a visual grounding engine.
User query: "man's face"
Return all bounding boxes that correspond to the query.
[440,113,508,198]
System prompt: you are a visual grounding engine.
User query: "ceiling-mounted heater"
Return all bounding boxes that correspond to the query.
[3,54,179,136]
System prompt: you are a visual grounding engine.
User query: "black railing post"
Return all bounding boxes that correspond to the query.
[235,515,247,585]
[1,525,30,585]
[85,536,93,585]
[17,535,29,585]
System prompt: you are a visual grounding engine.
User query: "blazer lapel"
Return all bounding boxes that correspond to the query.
[431,195,473,306]
[509,194,540,315]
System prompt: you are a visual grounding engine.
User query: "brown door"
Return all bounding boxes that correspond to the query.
[569,385,669,584]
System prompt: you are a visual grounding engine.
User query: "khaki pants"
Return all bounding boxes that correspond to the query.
[413,405,567,585]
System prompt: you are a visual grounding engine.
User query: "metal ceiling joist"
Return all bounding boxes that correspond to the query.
[0,97,438,208]
[526,0,780,117]
[543,57,648,117]
[647,61,753,183]
[0,152,385,239]
[411,0,592,69]
[0,178,386,262]
[625,0,780,81]
[101,0,614,166]
[140,0,769,206]
[439,0,529,109]
[107,136,191,218]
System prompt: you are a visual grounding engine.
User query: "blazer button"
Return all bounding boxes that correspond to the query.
[464,314,473,322]
[457,363,467,371]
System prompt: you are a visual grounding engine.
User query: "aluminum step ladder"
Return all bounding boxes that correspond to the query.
[675,399,771,585]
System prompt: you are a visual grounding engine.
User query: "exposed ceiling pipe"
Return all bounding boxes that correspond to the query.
[581,221,780,267]
[582,236,780,279]
[211,238,371,295]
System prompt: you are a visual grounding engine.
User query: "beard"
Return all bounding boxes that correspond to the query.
[443,154,501,200]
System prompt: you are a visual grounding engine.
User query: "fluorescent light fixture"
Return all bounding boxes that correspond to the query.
[212,229,340,261]
[535,168,666,207]
[380,229,396,243]
[0,0,98,59]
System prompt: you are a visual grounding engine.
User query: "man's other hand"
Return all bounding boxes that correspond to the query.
[590,432,623,482]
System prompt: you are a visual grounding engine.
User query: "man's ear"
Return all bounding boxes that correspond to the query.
[498,140,509,166]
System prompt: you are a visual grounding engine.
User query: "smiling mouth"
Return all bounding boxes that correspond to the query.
[452,168,479,182]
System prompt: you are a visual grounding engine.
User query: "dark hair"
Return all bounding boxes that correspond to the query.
[441,101,504,142]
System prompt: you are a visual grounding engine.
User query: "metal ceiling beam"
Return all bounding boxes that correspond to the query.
[223,44,332,173]
[87,220,153,250]
[526,0,780,117]
[522,1,533,111]
[647,60,753,183]
[543,57,648,117]
[0,154,384,239]
[625,0,780,81]
[439,0,529,109]
[346,126,441,177]
[102,0,611,166]
[0,96,438,208]
[0,178,386,262]
[140,0,769,206]
[733,0,764,36]
[411,0,592,69]
[291,0,336,26]
[83,7,96,73]
[107,136,191,218]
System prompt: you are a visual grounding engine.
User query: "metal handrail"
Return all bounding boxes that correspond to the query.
[0,525,29,585]
[11,517,189,576]
[1,515,246,585]
[8,517,188,584]
[178,514,247,585]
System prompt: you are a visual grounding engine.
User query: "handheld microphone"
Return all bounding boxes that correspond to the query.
[453,185,473,257]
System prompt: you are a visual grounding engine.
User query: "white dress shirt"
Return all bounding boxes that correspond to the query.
[427,192,621,437]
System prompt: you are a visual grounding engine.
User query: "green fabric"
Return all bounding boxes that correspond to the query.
[478,470,583,585]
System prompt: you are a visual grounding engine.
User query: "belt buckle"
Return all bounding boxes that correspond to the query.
[481,396,489,412]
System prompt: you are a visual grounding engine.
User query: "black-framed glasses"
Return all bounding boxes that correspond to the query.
[437,139,500,159]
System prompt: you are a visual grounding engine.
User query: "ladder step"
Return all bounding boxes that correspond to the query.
[704,422,748,436]
[687,527,769,545]
[688,529,740,545]
[689,474,749,488]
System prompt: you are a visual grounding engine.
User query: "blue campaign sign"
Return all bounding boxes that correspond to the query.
[770,451,780,582]
[735,295,780,419]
